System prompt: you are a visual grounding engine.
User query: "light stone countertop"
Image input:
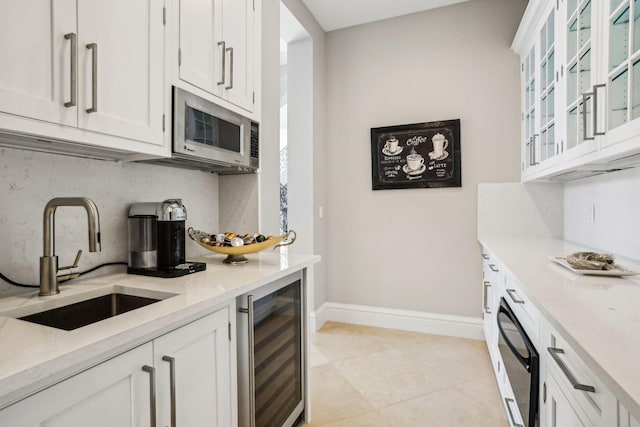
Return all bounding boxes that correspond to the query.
[479,235,640,420]
[0,251,320,409]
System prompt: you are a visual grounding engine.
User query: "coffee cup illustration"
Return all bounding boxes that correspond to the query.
[406,153,424,171]
[384,137,399,154]
[432,133,449,158]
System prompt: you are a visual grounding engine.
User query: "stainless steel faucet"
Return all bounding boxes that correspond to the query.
[39,197,101,296]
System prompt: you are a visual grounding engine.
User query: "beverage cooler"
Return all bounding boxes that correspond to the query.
[237,272,306,427]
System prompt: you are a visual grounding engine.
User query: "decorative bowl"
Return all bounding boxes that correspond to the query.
[188,227,296,264]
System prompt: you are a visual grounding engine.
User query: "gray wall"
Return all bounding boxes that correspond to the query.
[0,147,219,297]
[324,0,527,317]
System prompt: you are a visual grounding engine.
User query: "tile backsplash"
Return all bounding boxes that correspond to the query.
[0,147,219,297]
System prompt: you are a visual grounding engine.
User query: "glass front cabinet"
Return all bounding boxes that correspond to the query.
[519,1,561,179]
[513,0,640,181]
[602,0,640,147]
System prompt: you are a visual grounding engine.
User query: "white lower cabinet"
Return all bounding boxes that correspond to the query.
[540,319,617,427]
[0,305,235,427]
[543,371,592,427]
[154,307,235,427]
[0,343,154,427]
[618,402,640,427]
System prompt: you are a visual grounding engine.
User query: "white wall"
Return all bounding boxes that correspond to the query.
[287,38,314,254]
[279,0,328,309]
[0,147,219,297]
[564,167,640,261]
[325,0,526,317]
[259,0,284,236]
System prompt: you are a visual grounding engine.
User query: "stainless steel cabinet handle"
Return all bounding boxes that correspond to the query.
[239,295,256,427]
[547,347,596,392]
[504,397,524,427]
[481,254,489,260]
[64,33,77,108]
[488,264,499,273]
[582,92,594,141]
[86,43,98,113]
[225,46,234,90]
[142,365,158,427]
[162,356,177,427]
[532,133,539,165]
[483,281,492,314]
[217,41,226,86]
[506,288,525,304]
[593,84,606,136]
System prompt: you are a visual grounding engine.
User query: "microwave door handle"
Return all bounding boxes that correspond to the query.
[497,305,531,371]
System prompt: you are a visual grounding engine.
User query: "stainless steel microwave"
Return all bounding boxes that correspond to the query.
[170,86,259,173]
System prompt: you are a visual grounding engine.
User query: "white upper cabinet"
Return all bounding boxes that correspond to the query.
[514,0,640,181]
[0,0,76,127]
[562,0,601,159]
[178,0,256,112]
[601,0,640,148]
[520,1,562,179]
[179,0,218,93]
[76,0,164,145]
[219,0,255,111]
[0,0,165,156]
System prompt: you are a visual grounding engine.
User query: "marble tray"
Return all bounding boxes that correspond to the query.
[549,256,640,277]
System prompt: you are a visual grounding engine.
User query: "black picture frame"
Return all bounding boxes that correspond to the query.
[370,119,461,190]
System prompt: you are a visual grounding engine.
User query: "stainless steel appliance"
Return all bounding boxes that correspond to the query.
[145,87,259,174]
[497,297,540,427]
[237,272,305,427]
[127,199,205,278]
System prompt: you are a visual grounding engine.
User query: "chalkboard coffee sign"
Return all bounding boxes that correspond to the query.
[370,119,461,190]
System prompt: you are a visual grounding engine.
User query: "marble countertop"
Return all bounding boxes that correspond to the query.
[479,235,640,419]
[0,251,320,409]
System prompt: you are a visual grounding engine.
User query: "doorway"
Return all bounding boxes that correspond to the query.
[280,3,313,254]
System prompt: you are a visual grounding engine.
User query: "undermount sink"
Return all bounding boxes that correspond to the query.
[18,293,163,331]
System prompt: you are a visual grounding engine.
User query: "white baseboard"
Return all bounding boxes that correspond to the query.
[311,302,484,340]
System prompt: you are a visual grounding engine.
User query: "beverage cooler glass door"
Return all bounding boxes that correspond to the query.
[237,272,305,427]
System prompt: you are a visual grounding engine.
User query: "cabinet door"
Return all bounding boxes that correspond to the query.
[539,8,559,168]
[0,343,153,427]
[0,0,77,127]
[601,0,640,147]
[220,0,255,111]
[179,0,221,95]
[562,0,599,158]
[154,307,234,427]
[543,373,592,427]
[522,45,539,176]
[77,0,164,145]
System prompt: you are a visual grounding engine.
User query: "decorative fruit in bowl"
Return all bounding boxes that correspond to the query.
[188,227,296,264]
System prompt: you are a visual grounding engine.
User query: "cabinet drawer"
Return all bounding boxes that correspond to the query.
[503,274,539,344]
[543,326,616,426]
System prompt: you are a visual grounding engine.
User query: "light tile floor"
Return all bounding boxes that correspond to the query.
[305,322,508,426]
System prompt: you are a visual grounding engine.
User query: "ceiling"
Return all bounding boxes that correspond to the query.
[301,0,470,32]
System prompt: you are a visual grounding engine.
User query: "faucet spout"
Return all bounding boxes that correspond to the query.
[40,197,102,296]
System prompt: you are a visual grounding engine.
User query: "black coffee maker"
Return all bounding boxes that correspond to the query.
[127,199,206,278]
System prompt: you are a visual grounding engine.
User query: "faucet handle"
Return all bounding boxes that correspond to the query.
[72,250,83,268]
[57,250,83,283]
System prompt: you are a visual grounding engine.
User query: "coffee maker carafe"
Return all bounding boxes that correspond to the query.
[128,199,205,278]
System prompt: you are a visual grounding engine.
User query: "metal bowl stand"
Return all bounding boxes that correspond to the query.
[223,254,249,265]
